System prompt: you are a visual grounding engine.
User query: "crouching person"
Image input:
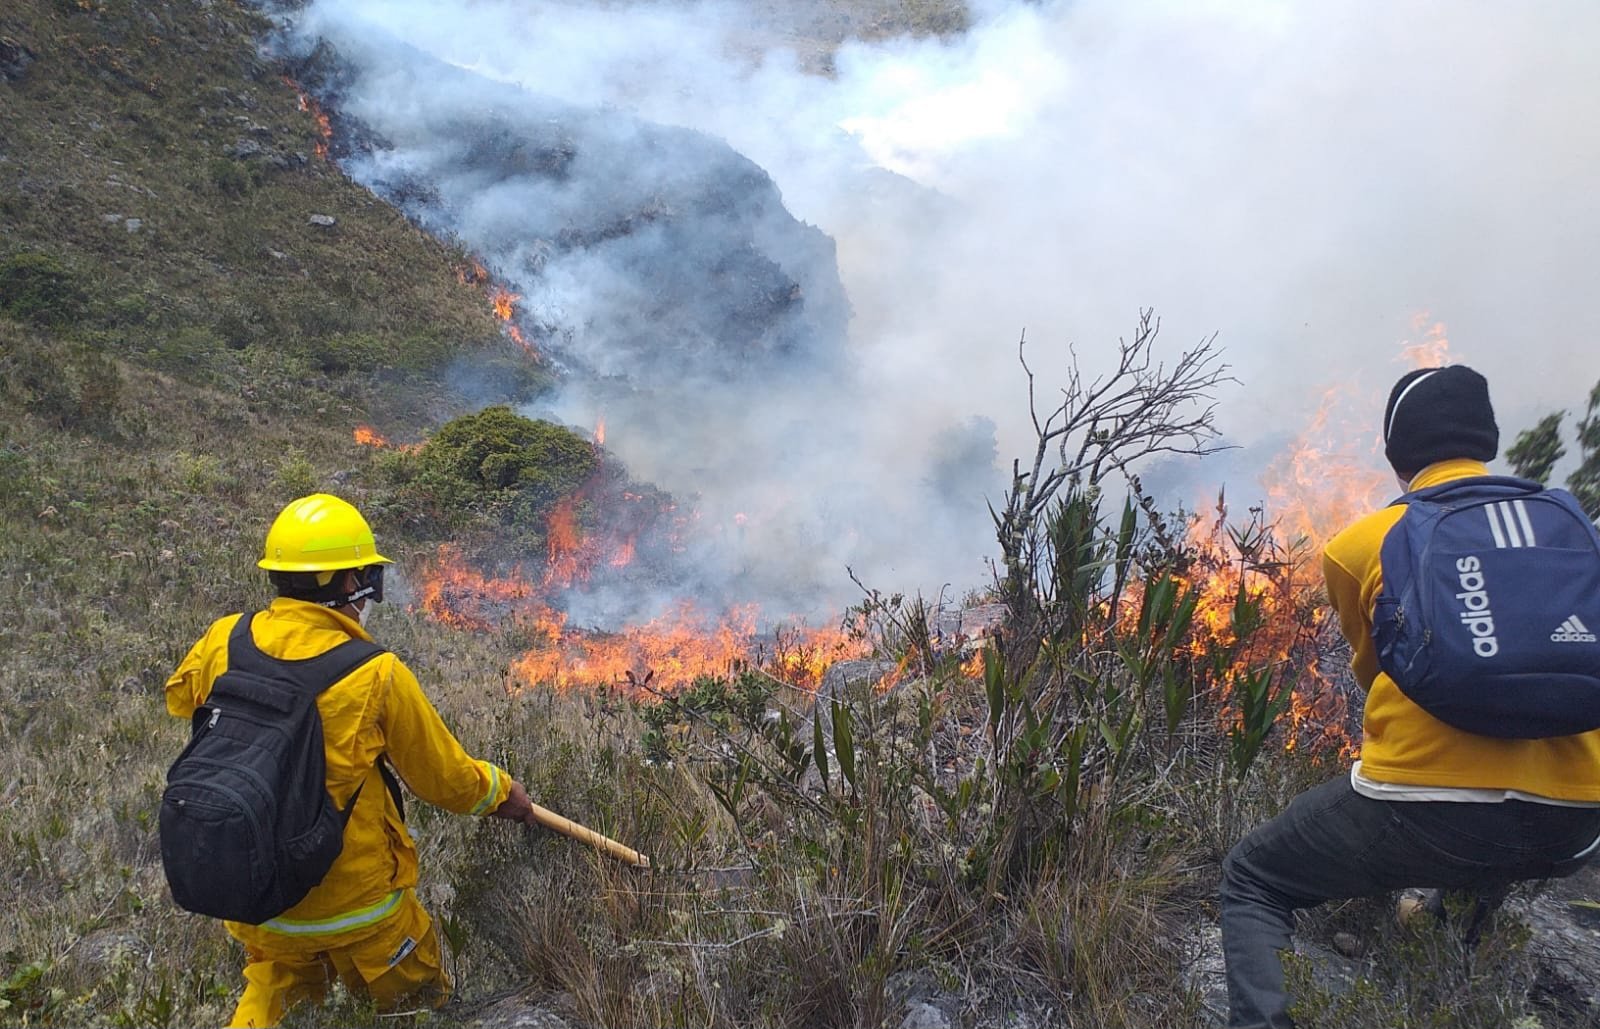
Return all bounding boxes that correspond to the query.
[1219,366,1600,1028]
[162,494,543,1027]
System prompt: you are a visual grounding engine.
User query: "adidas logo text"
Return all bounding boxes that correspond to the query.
[1454,556,1499,657]
[1551,614,1598,644]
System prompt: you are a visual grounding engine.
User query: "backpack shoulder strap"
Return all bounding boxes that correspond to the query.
[378,757,407,822]
[1389,474,1545,508]
[223,612,387,694]
[298,638,387,692]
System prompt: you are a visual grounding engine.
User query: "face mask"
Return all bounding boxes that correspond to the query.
[357,601,372,628]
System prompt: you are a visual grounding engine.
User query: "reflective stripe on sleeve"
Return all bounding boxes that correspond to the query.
[260,889,404,936]
[469,762,502,816]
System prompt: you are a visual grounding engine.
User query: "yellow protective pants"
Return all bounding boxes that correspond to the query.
[227,891,449,1028]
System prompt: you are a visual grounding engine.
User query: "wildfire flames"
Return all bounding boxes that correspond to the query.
[1400,312,1452,368]
[488,286,536,356]
[416,539,868,697]
[282,76,332,159]
[510,602,866,696]
[353,426,419,453]
[400,314,1451,762]
[1140,318,1457,759]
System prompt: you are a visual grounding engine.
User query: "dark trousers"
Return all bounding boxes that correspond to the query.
[1219,774,1600,1028]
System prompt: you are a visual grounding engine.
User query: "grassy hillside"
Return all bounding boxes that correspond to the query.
[0,1,552,1022]
[0,3,1583,1028]
[0,0,540,427]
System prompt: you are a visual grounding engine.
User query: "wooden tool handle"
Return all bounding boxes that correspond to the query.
[528,801,652,868]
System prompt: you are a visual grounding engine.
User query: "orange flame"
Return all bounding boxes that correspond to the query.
[507,601,868,696]
[410,481,873,695]
[353,426,419,454]
[1158,315,1460,759]
[1400,312,1452,368]
[490,288,519,322]
[281,76,335,160]
[417,544,534,632]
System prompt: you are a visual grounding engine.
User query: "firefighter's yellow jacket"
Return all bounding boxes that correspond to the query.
[1322,458,1600,800]
[165,598,511,945]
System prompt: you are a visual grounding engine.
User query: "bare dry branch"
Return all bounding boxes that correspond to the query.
[993,309,1235,654]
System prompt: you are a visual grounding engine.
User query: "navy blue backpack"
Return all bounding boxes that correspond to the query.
[1373,475,1600,738]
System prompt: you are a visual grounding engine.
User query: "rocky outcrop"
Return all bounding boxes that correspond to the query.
[0,36,36,82]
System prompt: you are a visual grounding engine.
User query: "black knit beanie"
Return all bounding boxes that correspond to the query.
[1382,365,1499,480]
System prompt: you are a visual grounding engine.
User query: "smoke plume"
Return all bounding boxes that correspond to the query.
[276,0,1600,623]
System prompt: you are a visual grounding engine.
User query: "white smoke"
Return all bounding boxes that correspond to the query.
[287,0,1600,620]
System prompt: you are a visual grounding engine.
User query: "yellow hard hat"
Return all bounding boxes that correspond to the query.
[258,493,393,573]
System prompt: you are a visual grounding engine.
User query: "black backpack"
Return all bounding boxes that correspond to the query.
[159,614,386,924]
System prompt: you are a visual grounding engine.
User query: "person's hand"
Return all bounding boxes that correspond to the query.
[490,779,544,830]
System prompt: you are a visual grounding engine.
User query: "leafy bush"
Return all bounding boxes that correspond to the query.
[1508,379,1600,518]
[206,157,259,198]
[386,405,597,532]
[0,252,87,326]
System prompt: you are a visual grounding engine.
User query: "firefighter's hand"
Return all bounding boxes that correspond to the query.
[491,779,543,829]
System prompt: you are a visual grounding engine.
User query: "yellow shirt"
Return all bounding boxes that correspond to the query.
[1322,458,1600,800]
[165,598,511,941]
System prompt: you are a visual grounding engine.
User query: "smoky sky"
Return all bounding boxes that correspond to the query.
[282,0,1600,621]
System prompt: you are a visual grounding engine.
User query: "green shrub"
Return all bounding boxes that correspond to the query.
[149,326,223,373]
[291,330,383,375]
[0,252,88,326]
[274,448,319,496]
[391,405,597,531]
[206,157,258,198]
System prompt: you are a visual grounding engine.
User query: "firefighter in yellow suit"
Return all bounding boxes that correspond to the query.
[166,494,543,1028]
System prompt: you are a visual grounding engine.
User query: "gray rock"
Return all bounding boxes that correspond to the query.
[886,968,960,1029]
[66,929,150,978]
[308,214,337,227]
[1513,860,1600,1024]
[226,138,264,160]
[902,1000,953,1029]
[0,36,36,82]
[124,218,142,233]
[819,659,898,700]
[462,989,577,1029]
